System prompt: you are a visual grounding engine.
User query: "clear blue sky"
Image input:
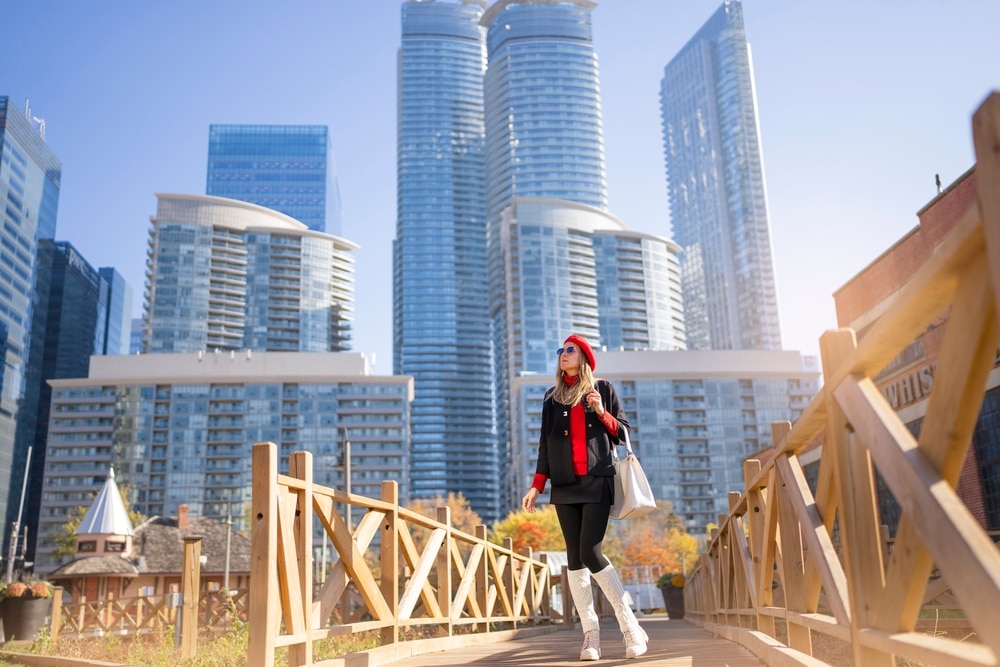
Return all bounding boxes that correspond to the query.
[2,1,997,374]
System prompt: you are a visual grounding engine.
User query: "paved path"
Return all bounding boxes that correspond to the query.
[384,616,764,666]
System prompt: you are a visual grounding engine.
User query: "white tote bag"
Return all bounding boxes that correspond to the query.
[610,427,657,520]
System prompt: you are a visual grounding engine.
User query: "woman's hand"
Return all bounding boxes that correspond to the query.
[522,487,540,513]
[586,388,605,416]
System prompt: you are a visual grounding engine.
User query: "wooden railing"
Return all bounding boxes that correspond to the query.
[248,443,557,667]
[50,587,248,639]
[684,91,1000,666]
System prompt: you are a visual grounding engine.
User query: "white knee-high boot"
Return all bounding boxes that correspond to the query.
[566,568,601,660]
[592,564,648,659]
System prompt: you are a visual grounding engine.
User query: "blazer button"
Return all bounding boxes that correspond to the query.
[563,430,569,436]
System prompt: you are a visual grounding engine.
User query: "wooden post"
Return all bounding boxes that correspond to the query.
[180,536,202,659]
[436,505,453,637]
[380,480,399,646]
[49,585,63,640]
[288,451,314,667]
[249,442,279,667]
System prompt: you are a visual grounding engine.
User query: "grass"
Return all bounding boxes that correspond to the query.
[1,625,380,667]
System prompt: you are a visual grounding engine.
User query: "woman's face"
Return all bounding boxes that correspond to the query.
[558,343,581,375]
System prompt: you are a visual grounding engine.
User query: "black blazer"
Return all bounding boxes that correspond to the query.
[535,378,630,486]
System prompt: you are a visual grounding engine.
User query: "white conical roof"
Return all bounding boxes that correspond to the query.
[76,468,134,536]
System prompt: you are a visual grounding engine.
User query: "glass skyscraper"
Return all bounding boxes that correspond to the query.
[489,198,686,507]
[144,194,356,354]
[482,0,607,220]
[27,241,116,562]
[394,1,498,521]
[660,0,781,351]
[206,125,339,234]
[0,96,61,545]
[98,266,133,356]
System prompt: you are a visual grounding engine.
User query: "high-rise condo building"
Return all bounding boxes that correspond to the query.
[490,198,687,507]
[0,96,61,546]
[660,0,782,350]
[394,0,498,521]
[206,125,339,234]
[512,349,818,536]
[143,194,356,354]
[36,351,412,573]
[481,0,607,220]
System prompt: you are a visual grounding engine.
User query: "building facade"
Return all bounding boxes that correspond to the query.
[481,0,608,219]
[97,267,133,356]
[206,124,338,234]
[143,194,356,355]
[511,349,818,536]
[660,0,781,351]
[0,96,61,549]
[36,351,412,573]
[833,168,1000,535]
[394,0,499,521]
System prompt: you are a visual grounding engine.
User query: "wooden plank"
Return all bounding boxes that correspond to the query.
[249,442,279,667]
[436,506,453,635]
[179,537,201,659]
[835,376,1000,659]
[971,90,1000,316]
[380,480,400,645]
[288,451,313,667]
[877,249,999,632]
[773,453,850,626]
[857,628,997,667]
[451,544,485,621]
[399,528,446,620]
[313,505,383,624]
[820,329,891,666]
[276,486,306,637]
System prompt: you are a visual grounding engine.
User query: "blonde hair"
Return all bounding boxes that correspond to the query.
[551,358,597,406]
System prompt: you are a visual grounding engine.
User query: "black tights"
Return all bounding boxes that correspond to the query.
[556,501,612,573]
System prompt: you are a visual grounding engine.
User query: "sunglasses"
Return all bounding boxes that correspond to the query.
[556,345,578,356]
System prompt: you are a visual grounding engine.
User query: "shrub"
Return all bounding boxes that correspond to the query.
[657,573,685,589]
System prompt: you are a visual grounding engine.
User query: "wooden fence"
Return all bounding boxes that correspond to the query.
[683,91,1000,666]
[247,443,557,667]
[50,587,248,639]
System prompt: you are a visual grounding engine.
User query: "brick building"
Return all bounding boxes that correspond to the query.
[833,167,1000,534]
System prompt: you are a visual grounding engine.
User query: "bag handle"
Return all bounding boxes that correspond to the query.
[612,425,635,461]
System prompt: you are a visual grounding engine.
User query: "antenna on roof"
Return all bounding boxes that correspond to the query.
[935,173,942,195]
[32,116,46,141]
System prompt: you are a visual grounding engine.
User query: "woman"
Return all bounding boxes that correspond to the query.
[522,334,648,660]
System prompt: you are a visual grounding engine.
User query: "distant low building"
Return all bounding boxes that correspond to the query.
[50,472,250,601]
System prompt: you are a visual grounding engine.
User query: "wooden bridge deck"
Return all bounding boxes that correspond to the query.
[380,616,764,667]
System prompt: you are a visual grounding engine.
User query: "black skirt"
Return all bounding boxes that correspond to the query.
[550,474,614,505]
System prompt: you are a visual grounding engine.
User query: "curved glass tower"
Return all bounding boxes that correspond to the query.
[394,0,498,521]
[660,0,781,350]
[145,194,356,354]
[482,0,607,221]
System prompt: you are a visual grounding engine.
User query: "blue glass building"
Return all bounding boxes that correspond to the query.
[481,0,607,220]
[206,125,339,234]
[394,1,498,521]
[26,241,116,561]
[660,0,781,351]
[98,267,133,356]
[0,96,61,546]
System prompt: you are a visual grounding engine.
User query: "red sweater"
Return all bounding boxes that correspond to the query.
[532,374,619,492]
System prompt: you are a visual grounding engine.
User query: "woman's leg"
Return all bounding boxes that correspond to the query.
[556,504,602,660]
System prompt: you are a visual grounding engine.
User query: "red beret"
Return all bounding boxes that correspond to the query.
[564,334,596,371]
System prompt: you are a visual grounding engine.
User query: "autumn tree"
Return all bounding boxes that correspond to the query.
[491,505,564,552]
[610,500,699,575]
[404,492,483,552]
